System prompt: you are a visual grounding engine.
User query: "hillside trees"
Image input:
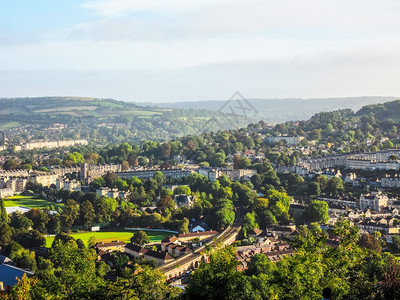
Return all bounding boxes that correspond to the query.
[302,200,329,224]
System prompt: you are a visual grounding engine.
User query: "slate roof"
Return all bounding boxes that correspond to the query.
[144,250,174,261]
[125,243,148,254]
[0,264,34,287]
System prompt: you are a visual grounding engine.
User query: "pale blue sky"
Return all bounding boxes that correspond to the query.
[1,0,400,102]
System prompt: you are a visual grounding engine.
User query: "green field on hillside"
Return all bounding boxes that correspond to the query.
[0,121,21,130]
[4,195,64,210]
[45,230,171,247]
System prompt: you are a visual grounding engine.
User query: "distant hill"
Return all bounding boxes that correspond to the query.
[355,100,400,122]
[138,96,398,123]
[0,97,254,145]
[0,97,142,117]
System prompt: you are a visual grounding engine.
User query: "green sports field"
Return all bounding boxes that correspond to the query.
[4,195,64,210]
[45,229,171,248]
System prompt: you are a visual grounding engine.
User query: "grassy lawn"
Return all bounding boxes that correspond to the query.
[45,229,171,248]
[0,121,21,130]
[128,109,162,116]
[4,195,64,210]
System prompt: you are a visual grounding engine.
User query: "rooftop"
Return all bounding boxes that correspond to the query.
[0,264,34,287]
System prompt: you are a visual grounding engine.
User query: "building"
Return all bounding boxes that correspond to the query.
[0,188,14,198]
[235,240,293,271]
[0,263,34,291]
[198,167,257,182]
[162,243,191,257]
[318,197,358,208]
[6,178,27,193]
[96,187,130,200]
[174,194,194,208]
[124,243,174,265]
[300,149,400,172]
[265,135,304,145]
[124,243,149,259]
[29,173,58,187]
[116,167,192,181]
[230,169,257,181]
[352,218,399,235]
[95,241,127,252]
[381,175,400,188]
[56,178,81,191]
[359,192,389,211]
[268,225,296,237]
[17,139,88,151]
[177,230,218,243]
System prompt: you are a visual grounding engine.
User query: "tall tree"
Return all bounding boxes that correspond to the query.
[130,231,150,246]
[303,200,329,224]
[80,200,95,228]
[0,198,8,225]
[61,200,79,230]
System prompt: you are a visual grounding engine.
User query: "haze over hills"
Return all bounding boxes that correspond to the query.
[137,96,398,123]
[0,97,256,145]
[2,96,400,147]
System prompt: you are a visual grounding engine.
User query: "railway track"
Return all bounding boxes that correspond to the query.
[159,206,243,274]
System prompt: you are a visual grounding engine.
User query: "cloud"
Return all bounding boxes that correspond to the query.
[2,0,400,101]
[82,0,231,17]
[2,45,400,102]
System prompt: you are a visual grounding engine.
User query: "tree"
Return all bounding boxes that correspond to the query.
[208,199,235,230]
[104,172,119,187]
[9,273,37,300]
[358,233,382,253]
[106,265,179,300]
[242,212,258,237]
[80,200,95,228]
[179,217,190,234]
[173,185,191,195]
[121,160,130,171]
[245,253,275,277]
[24,230,46,248]
[24,209,49,233]
[37,237,104,299]
[84,152,99,165]
[10,249,37,272]
[47,214,61,234]
[10,213,33,230]
[153,171,166,197]
[185,246,247,299]
[61,199,79,229]
[326,177,344,196]
[157,195,175,210]
[161,143,171,159]
[308,129,321,141]
[131,231,150,246]
[308,182,321,197]
[0,223,12,245]
[63,152,84,166]
[0,198,8,225]
[3,158,19,170]
[303,200,329,224]
[93,197,117,223]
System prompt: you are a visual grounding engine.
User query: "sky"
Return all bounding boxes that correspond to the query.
[1,0,400,102]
